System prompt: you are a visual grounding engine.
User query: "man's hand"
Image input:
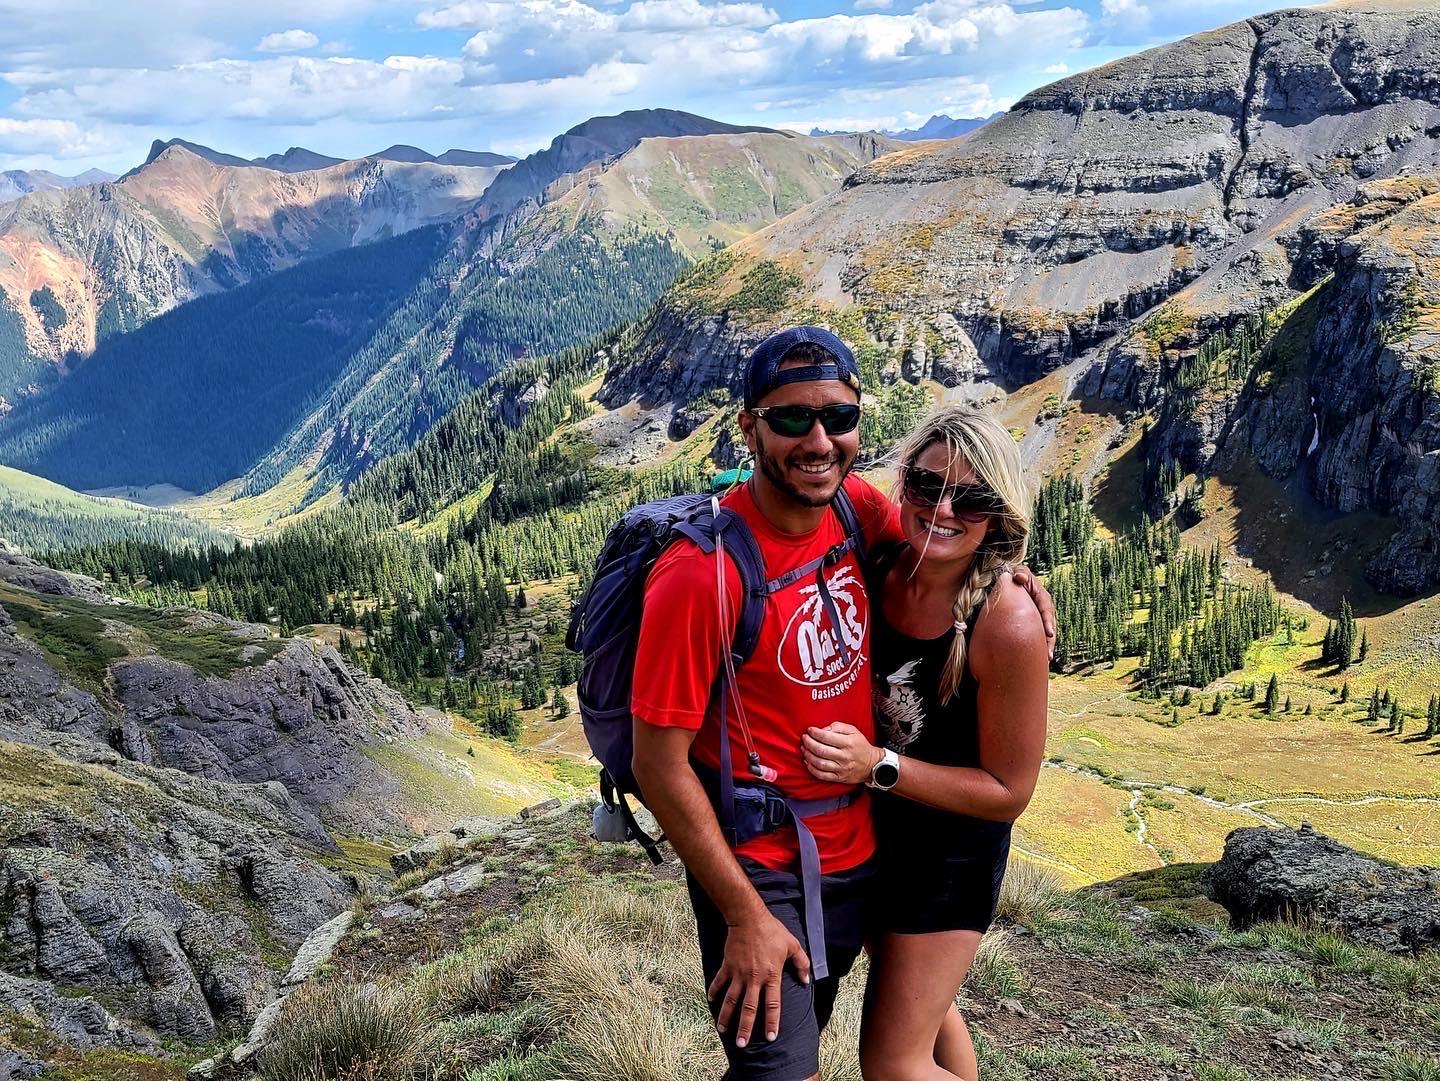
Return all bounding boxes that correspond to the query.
[709,910,812,1048]
[801,722,881,785]
[1008,564,1057,659]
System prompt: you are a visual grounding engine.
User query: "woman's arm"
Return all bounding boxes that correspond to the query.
[801,577,1049,821]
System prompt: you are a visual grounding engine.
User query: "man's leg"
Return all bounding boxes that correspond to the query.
[688,864,822,1081]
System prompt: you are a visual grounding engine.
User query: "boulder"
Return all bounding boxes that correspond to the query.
[1205,825,1440,953]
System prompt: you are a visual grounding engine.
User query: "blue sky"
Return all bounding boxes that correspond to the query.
[0,0,1301,174]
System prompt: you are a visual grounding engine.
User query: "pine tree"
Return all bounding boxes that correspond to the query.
[1264,674,1280,714]
[1358,630,1369,663]
[1367,687,1381,725]
[1211,694,1223,716]
[551,684,570,718]
[1426,695,1439,739]
[1284,695,1292,713]
[1340,681,1350,704]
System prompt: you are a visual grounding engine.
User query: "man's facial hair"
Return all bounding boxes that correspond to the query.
[753,429,846,509]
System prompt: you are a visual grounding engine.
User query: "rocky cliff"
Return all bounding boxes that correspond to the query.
[598,2,1440,593]
[0,545,459,1069]
[0,146,509,396]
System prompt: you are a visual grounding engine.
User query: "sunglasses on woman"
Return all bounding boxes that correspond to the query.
[749,403,862,437]
[901,466,1004,521]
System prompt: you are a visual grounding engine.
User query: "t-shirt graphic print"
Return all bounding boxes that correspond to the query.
[779,564,866,699]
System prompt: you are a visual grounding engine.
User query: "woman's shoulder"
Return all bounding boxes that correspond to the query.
[973,570,1047,656]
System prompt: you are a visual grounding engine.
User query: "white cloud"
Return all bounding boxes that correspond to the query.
[257,29,320,53]
[0,0,1090,171]
[853,0,892,9]
[0,117,107,157]
[1042,62,1068,73]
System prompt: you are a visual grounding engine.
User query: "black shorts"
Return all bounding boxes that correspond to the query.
[871,833,1010,935]
[687,857,872,1081]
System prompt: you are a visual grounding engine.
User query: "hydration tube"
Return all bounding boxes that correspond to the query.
[713,495,778,783]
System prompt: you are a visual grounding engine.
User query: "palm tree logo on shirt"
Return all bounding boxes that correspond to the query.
[778,565,867,687]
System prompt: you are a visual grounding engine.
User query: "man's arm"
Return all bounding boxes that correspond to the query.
[632,725,811,1048]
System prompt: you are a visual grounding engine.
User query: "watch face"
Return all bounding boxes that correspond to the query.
[873,762,900,788]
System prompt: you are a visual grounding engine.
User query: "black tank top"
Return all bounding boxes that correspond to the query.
[867,544,1011,856]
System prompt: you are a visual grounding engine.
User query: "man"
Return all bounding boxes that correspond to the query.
[631,326,1052,1080]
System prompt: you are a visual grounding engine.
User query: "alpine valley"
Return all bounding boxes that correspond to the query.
[3,3,1440,1080]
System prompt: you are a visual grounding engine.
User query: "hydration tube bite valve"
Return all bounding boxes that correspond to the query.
[748,751,778,783]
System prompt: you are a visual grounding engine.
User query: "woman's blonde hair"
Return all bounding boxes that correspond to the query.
[893,402,1033,701]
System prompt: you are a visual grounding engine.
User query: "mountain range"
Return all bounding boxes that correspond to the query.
[810,112,999,141]
[0,168,115,205]
[131,138,516,177]
[0,112,897,496]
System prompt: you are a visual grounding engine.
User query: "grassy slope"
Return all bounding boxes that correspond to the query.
[0,464,232,552]
[265,804,1440,1081]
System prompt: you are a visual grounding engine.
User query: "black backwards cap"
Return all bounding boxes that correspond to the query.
[743,325,862,410]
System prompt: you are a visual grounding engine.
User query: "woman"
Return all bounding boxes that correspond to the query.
[800,403,1049,1081]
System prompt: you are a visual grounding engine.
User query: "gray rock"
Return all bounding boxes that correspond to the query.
[1205,825,1440,953]
[282,910,355,987]
[0,971,151,1052]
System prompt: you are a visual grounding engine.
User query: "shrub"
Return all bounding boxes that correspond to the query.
[260,982,438,1081]
[994,858,1069,928]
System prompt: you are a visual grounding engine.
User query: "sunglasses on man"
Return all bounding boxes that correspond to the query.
[749,403,862,437]
[901,466,1006,521]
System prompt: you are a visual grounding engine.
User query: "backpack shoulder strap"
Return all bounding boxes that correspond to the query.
[831,484,867,566]
[670,503,768,667]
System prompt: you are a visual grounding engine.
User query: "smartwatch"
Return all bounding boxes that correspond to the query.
[868,748,900,791]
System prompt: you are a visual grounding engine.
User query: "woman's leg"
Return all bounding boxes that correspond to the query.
[933,1004,977,1079]
[859,930,984,1081]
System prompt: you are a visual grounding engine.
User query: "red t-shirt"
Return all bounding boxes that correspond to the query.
[632,474,901,873]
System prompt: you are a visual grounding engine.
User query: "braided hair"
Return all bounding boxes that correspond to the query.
[891,403,1033,702]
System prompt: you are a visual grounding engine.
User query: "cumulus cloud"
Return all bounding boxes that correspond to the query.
[0,117,107,157]
[1043,62,1068,73]
[0,0,1095,170]
[257,29,320,52]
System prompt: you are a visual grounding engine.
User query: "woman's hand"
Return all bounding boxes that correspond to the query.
[802,723,882,785]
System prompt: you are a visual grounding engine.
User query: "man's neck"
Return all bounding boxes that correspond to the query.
[746,477,828,535]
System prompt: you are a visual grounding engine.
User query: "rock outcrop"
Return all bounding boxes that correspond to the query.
[1205,824,1440,953]
[0,551,450,1067]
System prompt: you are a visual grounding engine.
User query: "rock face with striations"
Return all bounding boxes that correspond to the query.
[598,2,1440,591]
[0,547,445,1065]
[1206,824,1440,953]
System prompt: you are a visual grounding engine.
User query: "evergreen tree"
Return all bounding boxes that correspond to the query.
[1264,674,1280,714]
[1340,681,1350,704]
[551,684,570,718]
[1358,630,1369,663]
[1367,687,1381,725]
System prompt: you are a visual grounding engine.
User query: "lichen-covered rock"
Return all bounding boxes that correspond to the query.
[1205,824,1440,953]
